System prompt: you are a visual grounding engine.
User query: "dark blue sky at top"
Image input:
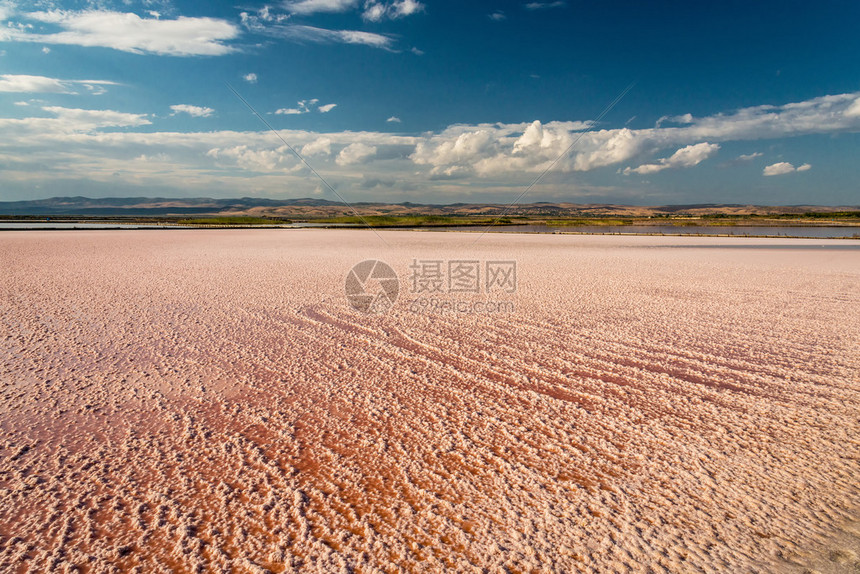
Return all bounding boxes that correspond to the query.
[8,0,853,132]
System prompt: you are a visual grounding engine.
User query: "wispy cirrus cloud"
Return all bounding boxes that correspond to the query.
[0,74,118,94]
[0,105,151,135]
[284,0,358,15]
[737,152,763,161]
[524,2,565,11]
[0,8,240,56]
[241,16,394,49]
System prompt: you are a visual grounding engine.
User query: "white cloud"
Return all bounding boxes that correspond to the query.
[170,104,215,118]
[0,106,150,134]
[337,142,377,165]
[489,11,506,21]
[391,0,424,17]
[243,73,258,84]
[845,97,860,118]
[362,2,386,21]
[246,22,393,49]
[656,113,694,127]
[386,116,401,123]
[362,0,424,21]
[276,100,335,115]
[737,152,763,161]
[3,10,239,56]
[410,92,860,178]
[285,0,358,15]
[624,142,720,175]
[0,74,118,94]
[525,1,565,10]
[0,2,13,22]
[206,144,302,173]
[41,46,50,54]
[301,137,332,156]
[763,161,811,176]
[0,91,853,199]
[0,74,69,93]
[14,101,29,106]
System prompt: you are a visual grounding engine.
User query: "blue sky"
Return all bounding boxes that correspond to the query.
[1,0,858,205]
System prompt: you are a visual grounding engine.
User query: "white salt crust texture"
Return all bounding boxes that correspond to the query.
[0,230,858,573]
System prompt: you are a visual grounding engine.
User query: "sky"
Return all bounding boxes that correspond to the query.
[0,0,859,205]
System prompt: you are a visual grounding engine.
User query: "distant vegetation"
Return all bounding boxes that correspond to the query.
[177,216,289,226]
[314,215,514,227]
[701,211,860,220]
[544,219,633,226]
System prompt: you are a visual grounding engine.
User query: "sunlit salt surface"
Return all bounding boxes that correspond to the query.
[1,230,858,573]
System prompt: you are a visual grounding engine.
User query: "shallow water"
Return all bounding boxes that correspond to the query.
[442,224,860,238]
[0,222,190,229]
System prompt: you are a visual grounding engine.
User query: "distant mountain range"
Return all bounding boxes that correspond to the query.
[0,196,857,218]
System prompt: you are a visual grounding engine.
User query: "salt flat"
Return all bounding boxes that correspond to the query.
[1,230,858,573]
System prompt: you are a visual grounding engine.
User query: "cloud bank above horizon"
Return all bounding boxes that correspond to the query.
[0,88,857,202]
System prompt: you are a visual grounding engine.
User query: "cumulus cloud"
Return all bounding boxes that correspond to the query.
[243,73,258,84]
[0,74,117,94]
[318,103,337,113]
[206,144,303,172]
[410,92,860,178]
[301,137,332,156]
[0,91,854,199]
[489,11,506,21]
[763,162,811,176]
[386,116,401,123]
[337,142,377,165]
[1,9,240,56]
[624,142,720,175]
[170,104,215,118]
